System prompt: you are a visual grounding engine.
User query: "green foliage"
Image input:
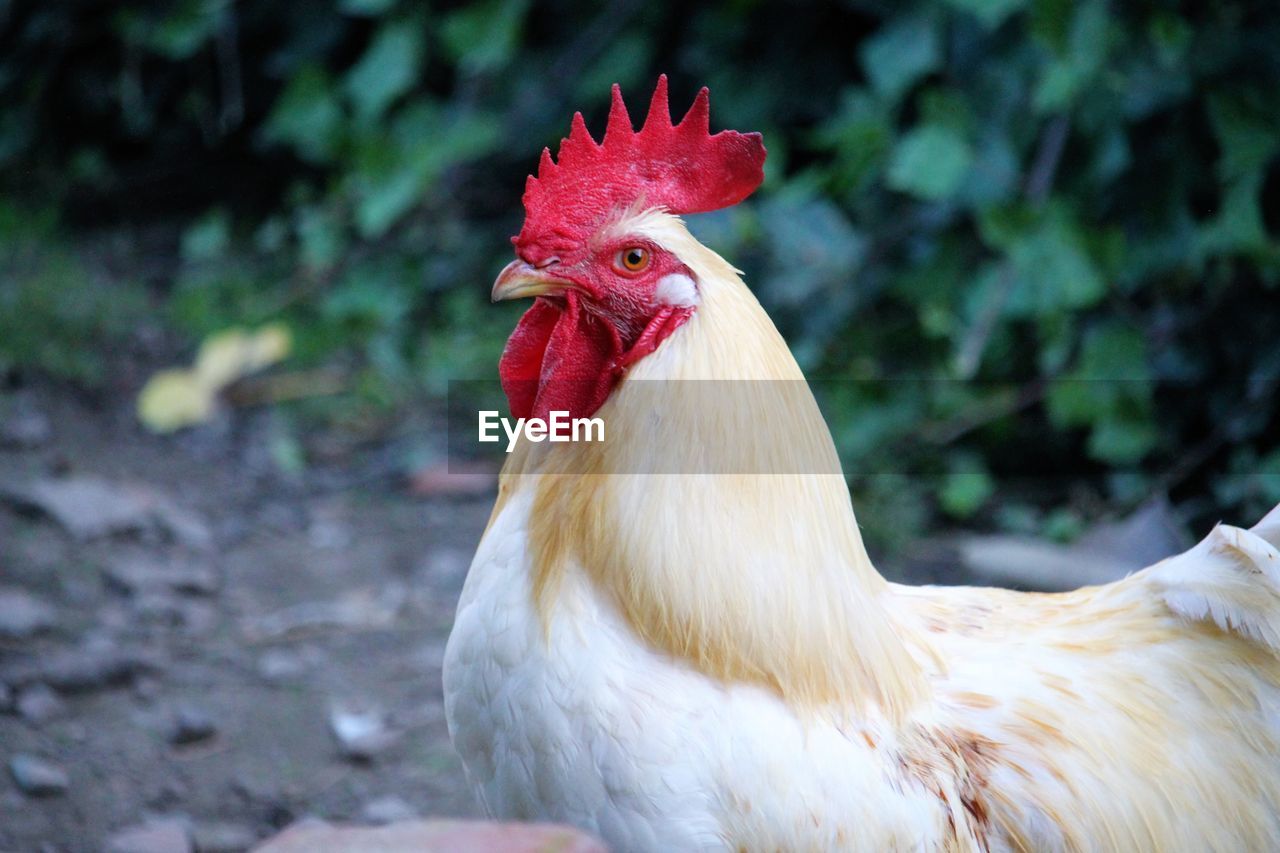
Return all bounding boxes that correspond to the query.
[3,0,1279,543]
[888,124,974,201]
[0,204,149,385]
[263,66,346,165]
[1046,323,1156,464]
[861,15,941,101]
[345,20,426,123]
[940,455,997,519]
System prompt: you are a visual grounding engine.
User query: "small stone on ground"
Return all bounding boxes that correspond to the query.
[0,403,52,448]
[191,820,258,853]
[361,794,419,824]
[105,817,193,853]
[0,637,160,692]
[9,754,69,797]
[0,587,57,639]
[329,706,397,761]
[169,703,218,745]
[16,684,68,725]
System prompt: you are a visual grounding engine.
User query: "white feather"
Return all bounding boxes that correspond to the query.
[653,272,699,307]
[444,490,952,851]
[1150,514,1280,651]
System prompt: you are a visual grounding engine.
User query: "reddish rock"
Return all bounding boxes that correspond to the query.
[407,463,498,498]
[253,819,607,853]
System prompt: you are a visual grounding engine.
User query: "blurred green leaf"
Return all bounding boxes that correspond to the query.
[940,457,996,518]
[1148,12,1191,68]
[1047,323,1156,464]
[1088,127,1130,185]
[262,65,344,165]
[918,87,976,135]
[1058,326,1151,413]
[1207,92,1279,183]
[145,0,227,59]
[1031,0,1109,112]
[817,90,893,193]
[980,204,1106,317]
[960,130,1019,205]
[339,0,397,15]
[344,20,425,123]
[942,0,1027,29]
[181,210,232,263]
[1087,415,1158,464]
[296,205,347,272]
[759,195,866,306]
[1197,172,1270,257]
[891,239,969,339]
[1042,507,1085,541]
[441,0,529,74]
[861,16,940,102]
[350,105,501,237]
[575,35,652,102]
[350,141,423,238]
[887,124,974,201]
[324,260,409,328]
[419,290,511,391]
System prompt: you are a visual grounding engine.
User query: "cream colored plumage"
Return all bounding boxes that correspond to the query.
[444,208,1280,851]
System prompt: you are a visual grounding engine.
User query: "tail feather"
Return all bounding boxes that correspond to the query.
[1148,503,1280,653]
[1254,501,1280,547]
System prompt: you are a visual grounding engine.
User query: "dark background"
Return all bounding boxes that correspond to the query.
[4,0,1280,534]
[1,0,1279,847]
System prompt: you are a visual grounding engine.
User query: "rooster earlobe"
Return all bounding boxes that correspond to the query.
[603,84,633,146]
[643,74,673,131]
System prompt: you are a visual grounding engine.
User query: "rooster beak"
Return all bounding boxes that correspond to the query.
[491,260,573,303]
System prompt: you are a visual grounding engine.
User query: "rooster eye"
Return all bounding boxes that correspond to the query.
[617,247,650,273]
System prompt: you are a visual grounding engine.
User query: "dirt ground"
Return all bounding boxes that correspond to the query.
[0,385,489,851]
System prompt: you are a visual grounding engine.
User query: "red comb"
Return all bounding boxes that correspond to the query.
[514,76,766,257]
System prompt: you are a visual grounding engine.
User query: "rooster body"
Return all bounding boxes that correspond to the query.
[448,495,1280,851]
[443,81,1280,851]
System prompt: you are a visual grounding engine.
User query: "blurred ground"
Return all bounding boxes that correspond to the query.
[0,383,488,851]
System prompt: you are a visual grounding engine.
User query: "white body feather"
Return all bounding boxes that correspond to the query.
[445,490,1280,851]
[444,488,950,851]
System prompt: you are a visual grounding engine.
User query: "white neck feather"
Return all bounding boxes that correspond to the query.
[505,211,928,716]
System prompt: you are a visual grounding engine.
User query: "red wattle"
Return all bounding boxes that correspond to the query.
[498,295,693,422]
[499,293,621,422]
[496,298,559,420]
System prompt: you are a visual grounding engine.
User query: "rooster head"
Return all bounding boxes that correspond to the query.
[493,76,766,421]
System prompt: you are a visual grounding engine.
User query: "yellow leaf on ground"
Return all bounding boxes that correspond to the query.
[137,324,292,433]
[194,328,252,389]
[137,369,216,434]
[194,323,292,389]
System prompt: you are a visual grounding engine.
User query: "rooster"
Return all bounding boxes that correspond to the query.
[443,77,1280,851]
